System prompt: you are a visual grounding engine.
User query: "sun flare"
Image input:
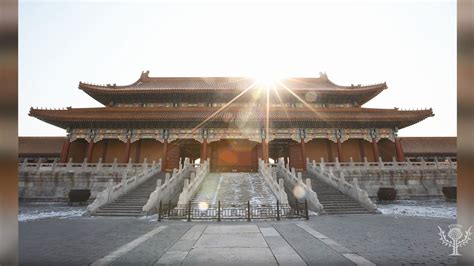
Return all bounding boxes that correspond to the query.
[253,73,282,88]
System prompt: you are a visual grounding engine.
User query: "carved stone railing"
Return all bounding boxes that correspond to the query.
[276,158,324,213]
[307,159,378,212]
[176,159,210,208]
[142,158,192,215]
[258,159,289,205]
[308,156,457,199]
[19,158,161,201]
[19,157,154,175]
[309,156,457,172]
[87,160,162,213]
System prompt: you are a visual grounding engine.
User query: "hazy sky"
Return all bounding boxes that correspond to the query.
[19,0,456,137]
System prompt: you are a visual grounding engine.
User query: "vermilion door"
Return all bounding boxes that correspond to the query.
[289,143,304,171]
[165,144,180,171]
[210,139,259,172]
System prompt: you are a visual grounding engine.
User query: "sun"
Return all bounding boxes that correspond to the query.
[253,73,282,88]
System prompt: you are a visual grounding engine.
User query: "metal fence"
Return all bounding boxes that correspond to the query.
[157,200,309,222]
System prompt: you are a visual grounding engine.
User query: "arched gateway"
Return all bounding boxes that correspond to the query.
[29,71,433,172]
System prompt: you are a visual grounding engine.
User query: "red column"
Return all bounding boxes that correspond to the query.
[372,137,380,161]
[86,140,94,162]
[101,139,108,162]
[395,137,405,162]
[336,138,343,162]
[326,139,333,162]
[134,139,141,163]
[123,139,131,163]
[201,139,208,162]
[301,138,306,170]
[60,138,71,163]
[162,139,168,169]
[358,139,366,161]
[262,140,269,163]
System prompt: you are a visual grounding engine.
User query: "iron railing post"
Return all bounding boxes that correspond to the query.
[305,199,309,220]
[158,200,162,222]
[247,200,251,222]
[168,200,171,217]
[217,200,221,222]
[295,199,299,216]
[187,201,191,222]
[276,200,281,221]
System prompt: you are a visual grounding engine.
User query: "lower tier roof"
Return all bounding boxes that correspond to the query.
[29,106,433,129]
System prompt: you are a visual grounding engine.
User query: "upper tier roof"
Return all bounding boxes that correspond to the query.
[400,137,456,155]
[29,106,433,130]
[18,136,65,156]
[79,71,387,106]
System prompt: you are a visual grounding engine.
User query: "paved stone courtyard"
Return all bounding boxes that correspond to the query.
[19,214,461,265]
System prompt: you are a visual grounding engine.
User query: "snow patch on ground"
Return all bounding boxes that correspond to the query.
[19,210,86,222]
[19,202,86,222]
[378,199,456,219]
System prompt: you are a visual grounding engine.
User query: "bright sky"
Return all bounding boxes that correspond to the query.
[19,0,456,137]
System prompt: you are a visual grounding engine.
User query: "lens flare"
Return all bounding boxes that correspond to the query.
[198,201,209,211]
[292,185,306,199]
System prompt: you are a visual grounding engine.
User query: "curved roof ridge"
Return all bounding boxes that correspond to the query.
[79,70,387,90]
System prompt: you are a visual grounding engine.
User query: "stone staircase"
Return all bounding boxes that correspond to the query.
[190,173,277,206]
[190,173,220,205]
[303,172,374,215]
[92,172,166,217]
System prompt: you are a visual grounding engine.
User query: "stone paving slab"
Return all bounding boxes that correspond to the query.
[179,224,207,240]
[273,223,353,265]
[259,226,307,266]
[195,232,268,248]
[19,217,158,265]
[155,251,188,266]
[182,247,277,266]
[204,224,260,234]
[156,224,207,265]
[260,227,280,236]
[112,224,191,265]
[300,214,457,265]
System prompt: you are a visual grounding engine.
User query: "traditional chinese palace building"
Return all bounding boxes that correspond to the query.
[29,71,434,172]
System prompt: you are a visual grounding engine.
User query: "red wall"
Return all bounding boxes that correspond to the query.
[139,139,164,163]
[305,139,329,163]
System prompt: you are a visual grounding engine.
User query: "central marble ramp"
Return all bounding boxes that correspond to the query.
[191,173,277,206]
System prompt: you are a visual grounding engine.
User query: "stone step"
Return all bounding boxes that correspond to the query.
[323,206,367,210]
[99,207,143,211]
[108,201,146,206]
[92,212,142,216]
[317,195,353,198]
[95,209,142,213]
[302,171,376,215]
[113,199,147,202]
[91,173,166,217]
[319,200,359,203]
[323,210,373,214]
[112,202,147,205]
[321,203,363,207]
[108,202,145,206]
